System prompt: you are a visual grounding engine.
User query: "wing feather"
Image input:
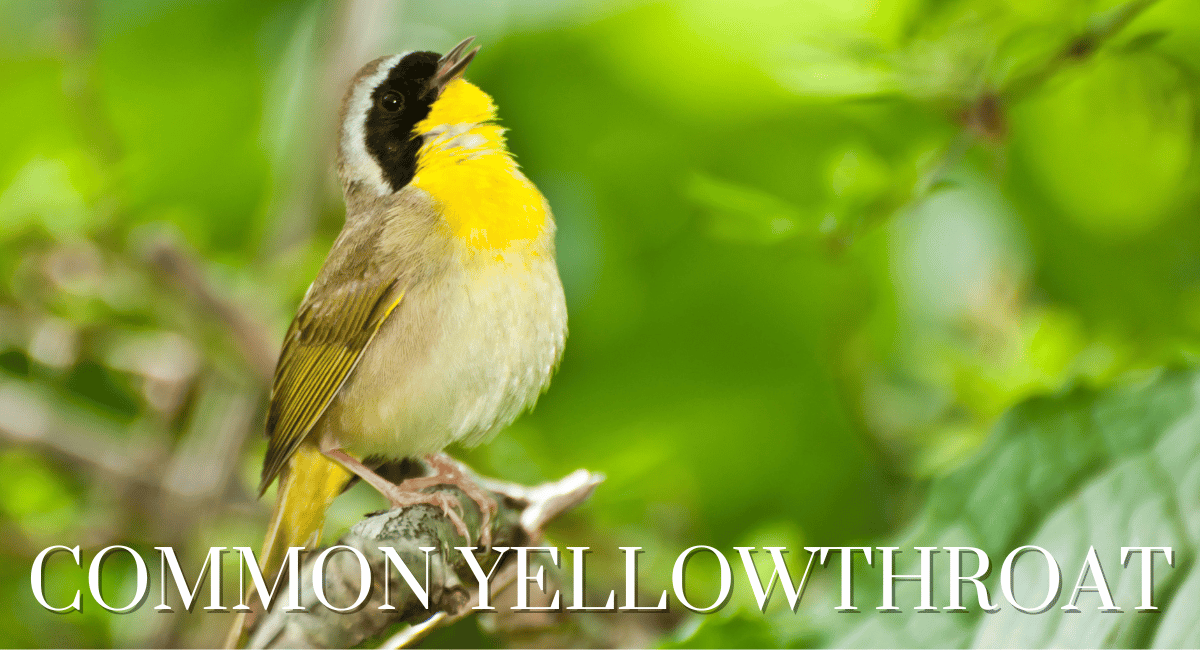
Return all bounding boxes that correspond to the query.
[258,279,403,494]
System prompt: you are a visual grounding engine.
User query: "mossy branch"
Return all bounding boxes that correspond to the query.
[245,468,603,649]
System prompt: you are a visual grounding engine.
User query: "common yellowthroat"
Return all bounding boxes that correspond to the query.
[255,36,566,595]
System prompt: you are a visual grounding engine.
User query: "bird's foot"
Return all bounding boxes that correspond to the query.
[322,447,480,545]
[397,453,498,549]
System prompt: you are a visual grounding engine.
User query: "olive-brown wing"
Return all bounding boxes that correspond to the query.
[259,279,402,494]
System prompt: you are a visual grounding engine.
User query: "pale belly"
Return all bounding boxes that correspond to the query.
[322,249,567,460]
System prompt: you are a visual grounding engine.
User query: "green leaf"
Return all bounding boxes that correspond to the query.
[801,367,1200,647]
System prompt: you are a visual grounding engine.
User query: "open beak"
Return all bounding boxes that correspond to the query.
[430,36,480,94]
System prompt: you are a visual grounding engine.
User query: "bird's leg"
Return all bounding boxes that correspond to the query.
[321,447,473,544]
[398,453,498,548]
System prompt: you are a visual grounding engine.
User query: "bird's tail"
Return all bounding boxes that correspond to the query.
[258,445,352,581]
[225,445,351,648]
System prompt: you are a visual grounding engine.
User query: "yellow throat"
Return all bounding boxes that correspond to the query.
[411,78,547,252]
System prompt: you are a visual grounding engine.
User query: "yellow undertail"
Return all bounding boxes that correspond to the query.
[226,445,352,648]
[259,445,353,578]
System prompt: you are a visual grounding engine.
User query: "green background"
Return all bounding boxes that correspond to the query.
[3,0,1200,646]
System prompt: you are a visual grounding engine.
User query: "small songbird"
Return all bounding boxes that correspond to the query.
[255,37,566,587]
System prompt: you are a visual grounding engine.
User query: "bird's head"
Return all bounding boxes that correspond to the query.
[337,37,494,197]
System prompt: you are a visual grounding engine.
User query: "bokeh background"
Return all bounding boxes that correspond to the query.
[4,0,1200,647]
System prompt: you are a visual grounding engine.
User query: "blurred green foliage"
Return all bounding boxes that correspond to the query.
[3,0,1200,647]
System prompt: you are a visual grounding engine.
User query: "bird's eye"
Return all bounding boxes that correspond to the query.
[379,91,403,112]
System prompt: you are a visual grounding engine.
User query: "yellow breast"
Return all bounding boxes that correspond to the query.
[411,79,548,252]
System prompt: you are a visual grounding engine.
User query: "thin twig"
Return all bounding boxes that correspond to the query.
[1002,0,1162,103]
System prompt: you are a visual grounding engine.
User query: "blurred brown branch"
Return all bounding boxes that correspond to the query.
[0,380,162,488]
[0,377,260,516]
[145,238,278,383]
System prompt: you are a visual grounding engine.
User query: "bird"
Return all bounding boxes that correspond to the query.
[253,35,566,604]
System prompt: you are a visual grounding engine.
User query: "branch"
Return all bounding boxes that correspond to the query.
[1002,0,1162,103]
[246,469,604,649]
[832,0,1164,250]
[0,379,163,487]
